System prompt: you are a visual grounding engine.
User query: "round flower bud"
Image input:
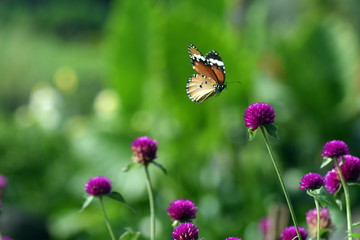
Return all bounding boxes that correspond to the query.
[280,226,308,240]
[322,140,349,158]
[306,208,332,237]
[299,173,324,190]
[131,136,157,165]
[244,103,275,131]
[85,176,112,196]
[172,222,199,240]
[167,199,197,222]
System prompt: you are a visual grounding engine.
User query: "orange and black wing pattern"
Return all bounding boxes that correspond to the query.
[186,44,226,103]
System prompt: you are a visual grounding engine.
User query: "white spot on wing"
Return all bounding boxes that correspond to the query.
[207,58,224,66]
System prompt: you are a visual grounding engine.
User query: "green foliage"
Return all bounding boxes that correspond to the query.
[2,0,360,239]
[321,157,333,168]
[306,187,337,208]
[80,195,94,212]
[264,124,279,140]
[119,228,141,240]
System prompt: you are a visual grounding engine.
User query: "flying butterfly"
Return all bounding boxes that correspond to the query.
[186,44,226,103]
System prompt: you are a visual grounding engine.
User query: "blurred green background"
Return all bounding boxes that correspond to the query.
[1,0,360,239]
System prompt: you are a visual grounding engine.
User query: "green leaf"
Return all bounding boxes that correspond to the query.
[122,162,140,172]
[352,221,360,228]
[307,187,337,207]
[106,192,136,213]
[345,233,360,239]
[319,228,330,237]
[248,128,257,141]
[107,191,126,203]
[172,220,180,228]
[152,161,167,175]
[119,228,141,240]
[348,181,360,187]
[336,199,343,210]
[264,123,279,139]
[320,157,333,168]
[79,195,94,212]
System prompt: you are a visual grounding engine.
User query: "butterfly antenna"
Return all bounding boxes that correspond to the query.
[227,81,241,85]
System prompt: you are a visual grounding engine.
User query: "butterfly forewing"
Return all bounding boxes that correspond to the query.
[205,51,226,84]
[188,45,218,81]
[186,74,218,103]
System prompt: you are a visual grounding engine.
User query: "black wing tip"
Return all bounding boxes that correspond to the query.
[188,43,196,48]
[188,44,196,52]
[206,50,222,60]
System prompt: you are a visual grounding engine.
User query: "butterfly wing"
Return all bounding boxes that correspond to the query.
[186,74,218,103]
[205,50,226,85]
[188,44,219,81]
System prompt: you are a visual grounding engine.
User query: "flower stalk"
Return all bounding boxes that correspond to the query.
[145,165,155,240]
[260,126,302,240]
[99,196,116,240]
[314,199,321,240]
[334,159,353,240]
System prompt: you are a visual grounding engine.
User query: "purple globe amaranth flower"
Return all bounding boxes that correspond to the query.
[167,199,197,222]
[306,208,332,237]
[280,226,308,240]
[2,237,12,240]
[325,155,360,194]
[339,155,360,181]
[0,174,8,209]
[325,170,340,194]
[299,172,324,190]
[85,176,112,196]
[259,217,270,236]
[0,175,7,189]
[131,136,157,165]
[225,237,242,240]
[244,102,275,131]
[322,140,350,158]
[172,222,199,240]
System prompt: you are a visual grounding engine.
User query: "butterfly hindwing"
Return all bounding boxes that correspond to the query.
[186,74,218,103]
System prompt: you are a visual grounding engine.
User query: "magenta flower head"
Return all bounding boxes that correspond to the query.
[0,175,7,189]
[306,208,332,237]
[299,173,324,190]
[322,140,349,158]
[167,199,197,222]
[340,155,360,181]
[131,136,157,165]
[259,217,270,236]
[225,237,242,240]
[244,102,275,131]
[172,222,199,240]
[85,176,112,196]
[280,226,308,240]
[325,155,360,194]
[2,237,12,240]
[324,170,340,194]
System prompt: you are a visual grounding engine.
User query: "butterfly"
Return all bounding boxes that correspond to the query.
[186,44,226,103]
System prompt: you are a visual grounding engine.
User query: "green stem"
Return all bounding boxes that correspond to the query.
[99,196,116,240]
[314,198,321,240]
[334,159,353,240]
[260,126,302,240]
[145,165,155,240]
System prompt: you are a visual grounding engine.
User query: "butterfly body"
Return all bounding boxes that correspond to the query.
[186,44,226,103]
